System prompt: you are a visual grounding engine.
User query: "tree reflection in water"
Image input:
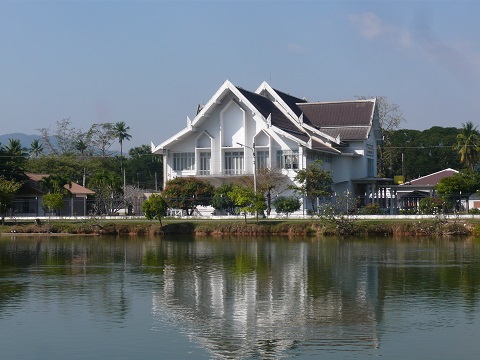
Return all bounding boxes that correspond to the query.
[0,235,479,359]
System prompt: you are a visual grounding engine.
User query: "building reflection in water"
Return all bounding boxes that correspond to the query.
[151,239,383,359]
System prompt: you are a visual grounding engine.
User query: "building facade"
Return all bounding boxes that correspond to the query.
[152,80,384,211]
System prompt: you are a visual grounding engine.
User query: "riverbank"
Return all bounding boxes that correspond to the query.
[1,215,480,237]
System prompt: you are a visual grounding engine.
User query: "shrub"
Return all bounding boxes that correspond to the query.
[359,203,382,215]
[272,196,301,217]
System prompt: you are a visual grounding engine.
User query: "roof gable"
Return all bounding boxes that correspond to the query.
[406,168,458,186]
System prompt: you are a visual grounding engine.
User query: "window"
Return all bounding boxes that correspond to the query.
[173,152,195,171]
[198,152,211,175]
[256,150,269,169]
[306,150,332,163]
[224,151,244,175]
[276,150,299,169]
[366,144,374,157]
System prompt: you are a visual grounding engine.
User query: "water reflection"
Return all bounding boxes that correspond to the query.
[0,235,479,359]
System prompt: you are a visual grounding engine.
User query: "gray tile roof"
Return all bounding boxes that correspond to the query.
[320,127,370,141]
[298,101,374,127]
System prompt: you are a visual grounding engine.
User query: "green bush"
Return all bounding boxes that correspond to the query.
[419,197,445,214]
[272,196,301,217]
[359,203,382,215]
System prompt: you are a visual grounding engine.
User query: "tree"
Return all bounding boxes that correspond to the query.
[289,160,333,213]
[114,121,132,170]
[29,139,44,158]
[87,123,116,157]
[42,193,65,217]
[75,137,89,157]
[436,170,479,212]
[357,96,405,177]
[272,196,301,217]
[211,183,236,215]
[388,127,462,180]
[228,184,266,223]
[88,170,124,215]
[0,139,28,181]
[37,118,82,155]
[40,174,70,194]
[162,177,214,215]
[124,145,163,190]
[234,166,287,216]
[454,121,480,171]
[0,176,23,225]
[142,194,168,226]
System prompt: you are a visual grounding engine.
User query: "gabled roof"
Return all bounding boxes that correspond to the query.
[405,168,458,186]
[298,100,375,127]
[24,173,95,196]
[297,100,376,141]
[236,87,301,134]
[271,88,307,117]
[152,80,379,154]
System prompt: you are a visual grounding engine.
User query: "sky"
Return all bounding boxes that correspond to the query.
[1,0,480,152]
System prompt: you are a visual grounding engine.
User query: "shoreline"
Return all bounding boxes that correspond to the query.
[1,216,479,237]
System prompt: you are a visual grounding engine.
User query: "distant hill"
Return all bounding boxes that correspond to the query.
[0,133,42,147]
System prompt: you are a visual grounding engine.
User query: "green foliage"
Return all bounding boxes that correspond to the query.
[42,193,64,215]
[211,183,236,214]
[358,203,383,215]
[0,176,23,224]
[125,145,163,190]
[436,171,479,195]
[388,127,462,180]
[142,194,168,225]
[0,139,28,181]
[228,185,266,222]
[454,121,480,171]
[289,160,333,213]
[88,170,124,214]
[272,196,301,217]
[418,197,445,215]
[113,121,132,169]
[162,177,214,215]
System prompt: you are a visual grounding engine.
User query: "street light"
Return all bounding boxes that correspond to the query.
[237,141,258,220]
[236,142,257,195]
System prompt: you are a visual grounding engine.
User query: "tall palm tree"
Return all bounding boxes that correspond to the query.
[3,139,28,181]
[454,121,480,170]
[29,139,44,158]
[114,121,132,170]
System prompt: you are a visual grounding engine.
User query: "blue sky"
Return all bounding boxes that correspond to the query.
[1,0,479,150]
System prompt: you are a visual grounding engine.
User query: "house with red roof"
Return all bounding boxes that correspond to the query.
[152,80,386,212]
[12,173,95,217]
[384,168,459,213]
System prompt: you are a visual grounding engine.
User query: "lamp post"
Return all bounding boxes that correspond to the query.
[236,142,256,195]
[237,141,257,219]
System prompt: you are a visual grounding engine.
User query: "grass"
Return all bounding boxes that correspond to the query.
[1,216,478,237]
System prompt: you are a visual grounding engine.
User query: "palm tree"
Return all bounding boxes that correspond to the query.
[114,121,132,170]
[454,121,480,170]
[29,139,44,158]
[75,139,88,157]
[3,139,28,181]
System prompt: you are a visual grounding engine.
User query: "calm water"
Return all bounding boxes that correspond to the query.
[0,235,479,360]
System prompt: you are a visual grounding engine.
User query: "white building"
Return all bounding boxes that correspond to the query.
[152,80,384,210]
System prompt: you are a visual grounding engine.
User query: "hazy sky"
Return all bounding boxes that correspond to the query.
[1,0,479,151]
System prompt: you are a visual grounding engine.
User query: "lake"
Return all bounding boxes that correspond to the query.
[0,235,479,359]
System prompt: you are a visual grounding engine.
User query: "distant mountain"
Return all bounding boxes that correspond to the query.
[0,133,42,148]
